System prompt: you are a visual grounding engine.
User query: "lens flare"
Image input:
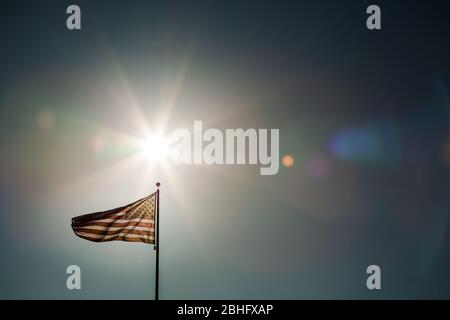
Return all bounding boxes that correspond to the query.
[282,154,295,167]
[307,155,331,179]
[443,138,450,167]
[37,111,54,132]
[328,120,399,165]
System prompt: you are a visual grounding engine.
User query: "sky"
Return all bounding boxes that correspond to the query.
[0,0,450,299]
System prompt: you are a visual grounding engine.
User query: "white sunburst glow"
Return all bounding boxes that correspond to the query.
[140,134,171,162]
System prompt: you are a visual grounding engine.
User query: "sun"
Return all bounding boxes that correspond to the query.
[140,134,170,162]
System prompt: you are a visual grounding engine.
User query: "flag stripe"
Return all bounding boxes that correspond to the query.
[75,229,153,236]
[97,211,147,219]
[75,231,154,241]
[88,218,154,224]
[76,235,154,244]
[79,221,154,228]
[74,227,154,236]
[73,225,154,232]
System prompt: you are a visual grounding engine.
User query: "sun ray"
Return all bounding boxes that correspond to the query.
[106,49,152,138]
[51,152,147,202]
[157,44,195,133]
[59,113,144,148]
[159,163,206,254]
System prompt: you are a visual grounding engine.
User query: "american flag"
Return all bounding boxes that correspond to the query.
[71,193,156,244]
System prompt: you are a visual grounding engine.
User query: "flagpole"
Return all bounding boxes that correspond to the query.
[155,182,160,300]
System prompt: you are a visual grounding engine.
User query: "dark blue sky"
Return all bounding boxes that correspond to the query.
[0,0,450,299]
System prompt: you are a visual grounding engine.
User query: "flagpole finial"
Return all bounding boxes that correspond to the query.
[156,182,161,188]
